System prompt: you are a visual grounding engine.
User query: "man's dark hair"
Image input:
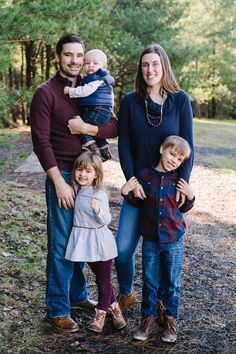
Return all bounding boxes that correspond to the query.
[56,34,85,55]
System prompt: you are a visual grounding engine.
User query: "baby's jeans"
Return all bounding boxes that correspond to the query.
[80,105,112,148]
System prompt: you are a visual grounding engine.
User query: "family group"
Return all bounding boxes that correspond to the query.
[30,33,194,344]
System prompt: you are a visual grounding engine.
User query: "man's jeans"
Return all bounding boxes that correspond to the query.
[142,240,184,318]
[45,171,87,318]
[115,200,140,295]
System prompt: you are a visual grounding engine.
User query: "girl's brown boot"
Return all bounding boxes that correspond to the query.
[88,308,106,333]
[109,301,126,329]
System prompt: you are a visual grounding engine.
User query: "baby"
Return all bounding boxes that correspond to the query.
[64,49,114,162]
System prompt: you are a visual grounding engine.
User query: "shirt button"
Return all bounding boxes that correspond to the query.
[160,212,162,215]
[161,176,164,179]
[160,198,163,201]
[161,187,163,189]
[159,223,161,227]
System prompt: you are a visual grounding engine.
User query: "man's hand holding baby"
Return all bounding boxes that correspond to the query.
[64,86,70,95]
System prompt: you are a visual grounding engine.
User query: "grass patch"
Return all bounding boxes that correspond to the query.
[194,118,236,149]
[0,185,47,352]
[0,131,19,149]
[196,155,236,170]
[194,118,236,170]
[0,130,28,175]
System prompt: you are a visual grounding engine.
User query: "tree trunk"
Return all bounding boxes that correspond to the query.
[20,44,24,87]
[25,40,34,87]
[20,44,26,124]
[8,66,13,89]
[46,44,52,80]
[41,45,45,80]
[211,97,216,118]
[208,102,211,118]
[25,40,35,125]
[8,66,18,124]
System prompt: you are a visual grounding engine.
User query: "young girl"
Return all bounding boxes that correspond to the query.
[65,151,126,333]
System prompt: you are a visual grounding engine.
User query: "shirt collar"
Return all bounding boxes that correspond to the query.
[150,164,177,177]
[55,70,82,86]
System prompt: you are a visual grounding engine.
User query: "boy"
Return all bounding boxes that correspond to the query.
[121,135,195,343]
[64,49,114,162]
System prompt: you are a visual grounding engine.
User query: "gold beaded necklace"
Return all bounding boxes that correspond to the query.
[144,91,167,128]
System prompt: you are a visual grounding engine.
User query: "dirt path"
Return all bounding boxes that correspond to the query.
[1,128,236,353]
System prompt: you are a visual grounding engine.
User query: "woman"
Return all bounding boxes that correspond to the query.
[116,44,194,310]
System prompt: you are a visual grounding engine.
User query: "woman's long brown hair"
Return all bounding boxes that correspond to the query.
[135,43,180,100]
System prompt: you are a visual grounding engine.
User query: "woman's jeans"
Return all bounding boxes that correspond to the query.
[45,171,87,318]
[115,200,140,295]
[142,240,184,319]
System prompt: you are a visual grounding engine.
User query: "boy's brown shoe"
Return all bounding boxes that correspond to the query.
[109,301,126,329]
[117,290,137,311]
[133,317,156,341]
[88,308,106,333]
[47,316,79,333]
[157,300,166,326]
[161,315,177,343]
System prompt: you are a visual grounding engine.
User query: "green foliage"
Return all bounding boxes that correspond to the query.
[0,0,236,122]
[177,0,236,116]
[0,84,9,126]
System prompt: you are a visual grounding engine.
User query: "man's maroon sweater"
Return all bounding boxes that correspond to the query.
[30,71,117,172]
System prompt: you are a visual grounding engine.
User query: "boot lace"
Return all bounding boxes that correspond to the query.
[93,311,105,325]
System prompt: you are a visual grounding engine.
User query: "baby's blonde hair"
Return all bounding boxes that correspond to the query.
[72,151,104,190]
[161,135,191,160]
[85,49,107,65]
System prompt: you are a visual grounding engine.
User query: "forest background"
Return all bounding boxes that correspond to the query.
[0,0,236,127]
[1,1,236,352]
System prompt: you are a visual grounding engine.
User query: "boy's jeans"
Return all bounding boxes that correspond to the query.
[45,171,88,318]
[115,200,140,295]
[81,105,111,148]
[142,240,184,319]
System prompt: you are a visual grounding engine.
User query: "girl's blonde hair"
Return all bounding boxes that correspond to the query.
[72,151,104,190]
[161,135,191,160]
[135,43,180,100]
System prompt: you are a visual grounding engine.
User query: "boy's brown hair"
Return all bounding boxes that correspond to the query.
[161,135,191,160]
